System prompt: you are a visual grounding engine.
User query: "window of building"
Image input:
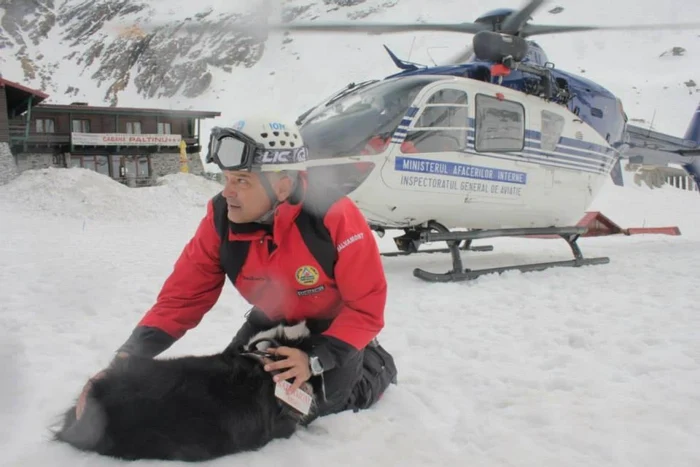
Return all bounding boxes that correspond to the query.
[403,88,469,153]
[137,156,150,178]
[69,155,109,176]
[541,110,565,152]
[474,94,525,153]
[95,156,110,176]
[111,155,150,182]
[35,118,55,133]
[111,155,124,179]
[157,122,172,134]
[126,121,142,134]
[72,119,90,133]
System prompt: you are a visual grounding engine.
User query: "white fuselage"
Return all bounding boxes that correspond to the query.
[323,77,618,230]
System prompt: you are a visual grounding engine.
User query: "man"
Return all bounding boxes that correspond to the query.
[76,116,397,424]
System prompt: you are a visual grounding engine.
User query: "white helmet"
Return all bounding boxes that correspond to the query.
[205,116,309,173]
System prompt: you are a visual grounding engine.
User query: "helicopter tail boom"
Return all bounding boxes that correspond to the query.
[623,101,700,191]
[681,103,700,191]
[684,102,700,144]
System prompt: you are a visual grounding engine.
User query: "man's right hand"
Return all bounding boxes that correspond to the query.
[75,352,129,419]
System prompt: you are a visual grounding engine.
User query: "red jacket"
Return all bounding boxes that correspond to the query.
[118,181,387,369]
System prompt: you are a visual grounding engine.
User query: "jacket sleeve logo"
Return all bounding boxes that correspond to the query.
[337,232,364,253]
[295,265,319,286]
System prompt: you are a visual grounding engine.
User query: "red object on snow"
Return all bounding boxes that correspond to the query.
[524,211,681,238]
[577,211,681,237]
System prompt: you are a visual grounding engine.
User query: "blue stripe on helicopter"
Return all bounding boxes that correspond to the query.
[395,156,528,184]
[464,127,616,162]
[389,108,616,174]
[391,137,612,175]
[464,137,612,173]
[405,107,420,117]
[462,129,614,168]
[463,148,611,175]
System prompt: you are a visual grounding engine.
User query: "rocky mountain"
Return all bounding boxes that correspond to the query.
[0,0,399,105]
[0,0,697,134]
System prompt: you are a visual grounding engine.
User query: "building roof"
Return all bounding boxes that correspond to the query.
[34,103,221,119]
[0,77,50,113]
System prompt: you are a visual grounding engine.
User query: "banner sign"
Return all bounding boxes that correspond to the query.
[71,132,183,147]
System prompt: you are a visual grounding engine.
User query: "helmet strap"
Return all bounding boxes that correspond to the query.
[255,172,282,224]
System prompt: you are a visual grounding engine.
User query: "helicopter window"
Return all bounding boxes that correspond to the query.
[540,110,565,151]
[426,89,468,105]
[474,94,525,153]
[299,76,448,159]
[404,88,470,153]
[414,105,469,129]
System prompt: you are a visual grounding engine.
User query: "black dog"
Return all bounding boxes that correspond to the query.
[53,322,319,462]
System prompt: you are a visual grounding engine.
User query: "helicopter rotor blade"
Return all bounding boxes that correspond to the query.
[443,45,476,66]
[261,21,491,35]
[499,0,546,34]
[112,19,493,38]
[521,22,700,37]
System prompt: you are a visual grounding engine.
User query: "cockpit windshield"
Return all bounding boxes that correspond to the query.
[299,75,450,159]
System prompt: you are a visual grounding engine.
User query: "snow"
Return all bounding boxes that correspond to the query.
[0,168,223,222]
[1,166,700,466]
[2,0,700,464]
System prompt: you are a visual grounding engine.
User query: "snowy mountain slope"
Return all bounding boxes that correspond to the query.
[1,0,699,141]
[1,167,699,466]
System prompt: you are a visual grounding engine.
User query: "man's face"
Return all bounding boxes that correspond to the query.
[221,170,293,223]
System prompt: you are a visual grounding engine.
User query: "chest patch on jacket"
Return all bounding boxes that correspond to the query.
[297,285,325,296]
[295,266,320,286]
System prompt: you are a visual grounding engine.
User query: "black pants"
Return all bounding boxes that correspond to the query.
[305,339,398,425]
[309,348,364,419]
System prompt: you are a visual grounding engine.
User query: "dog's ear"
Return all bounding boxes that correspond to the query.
[222,342,245,358]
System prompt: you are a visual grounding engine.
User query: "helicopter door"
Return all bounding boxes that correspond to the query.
[539,109,567,189]
[381,86,470,196]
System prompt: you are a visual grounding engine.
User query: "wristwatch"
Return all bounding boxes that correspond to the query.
[308,353,324,376]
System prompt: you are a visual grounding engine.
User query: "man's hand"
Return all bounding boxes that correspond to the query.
[263,346,311,393]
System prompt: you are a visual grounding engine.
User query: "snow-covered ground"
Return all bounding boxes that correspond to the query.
[1,166,699,466]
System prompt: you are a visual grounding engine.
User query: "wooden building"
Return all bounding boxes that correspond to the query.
[1,76,221,186]
[0,77,50,143]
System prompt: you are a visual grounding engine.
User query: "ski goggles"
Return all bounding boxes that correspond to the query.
[205,126,309,172]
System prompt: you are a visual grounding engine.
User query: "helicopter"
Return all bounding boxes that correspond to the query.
[247,0,698,283]
[146,0,700,282]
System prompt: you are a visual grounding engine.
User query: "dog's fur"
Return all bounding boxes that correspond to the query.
[52,322,319,462]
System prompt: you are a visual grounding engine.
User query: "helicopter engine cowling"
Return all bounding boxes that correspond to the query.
[472,30,529,63]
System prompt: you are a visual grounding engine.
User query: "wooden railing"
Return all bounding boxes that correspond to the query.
[666,175,699,192]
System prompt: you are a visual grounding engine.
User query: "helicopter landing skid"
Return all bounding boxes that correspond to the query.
[381,242,494,257]
[411,225,610,283]
[379,221,494,258]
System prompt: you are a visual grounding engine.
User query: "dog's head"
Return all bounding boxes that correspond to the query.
[233,321,320,425]
[242,320,313,353]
